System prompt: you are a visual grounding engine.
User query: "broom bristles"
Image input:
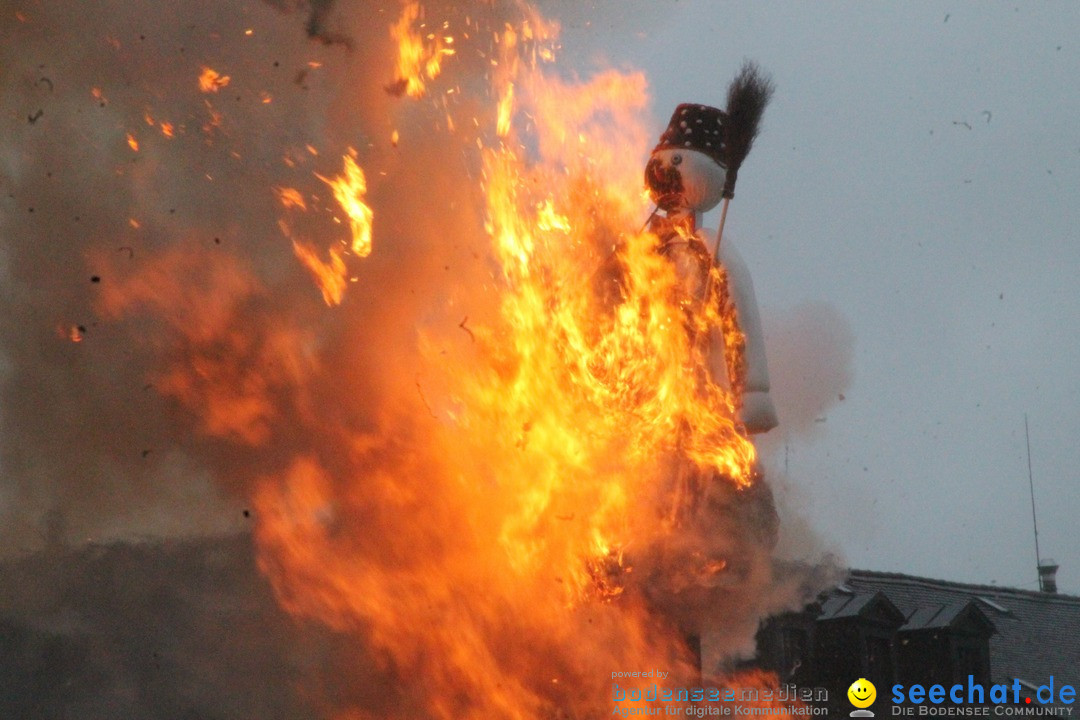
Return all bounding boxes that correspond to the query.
[722,61,774,199]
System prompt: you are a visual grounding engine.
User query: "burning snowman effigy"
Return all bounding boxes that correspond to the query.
[627,66,783,643]
[644,63,778,436]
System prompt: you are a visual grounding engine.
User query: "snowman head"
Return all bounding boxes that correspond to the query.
[645,103,729,215]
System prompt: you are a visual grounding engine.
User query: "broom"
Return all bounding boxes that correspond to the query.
[691,61,774,359]
[714,61,775,263]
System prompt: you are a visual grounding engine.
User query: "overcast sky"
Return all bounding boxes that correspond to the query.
[558,1,1080,592]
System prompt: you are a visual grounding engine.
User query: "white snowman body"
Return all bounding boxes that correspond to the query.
[646,146,778,435]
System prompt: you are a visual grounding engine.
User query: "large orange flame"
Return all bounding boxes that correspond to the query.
[93,1,782,717]
[249,3,771,718]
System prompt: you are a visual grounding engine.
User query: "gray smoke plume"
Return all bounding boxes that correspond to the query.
[763,302,856,440]
[757,302,855,565]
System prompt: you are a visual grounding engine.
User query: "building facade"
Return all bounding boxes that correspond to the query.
[754,569,1080,714]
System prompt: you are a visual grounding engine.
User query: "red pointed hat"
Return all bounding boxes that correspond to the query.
[652,103,728,168]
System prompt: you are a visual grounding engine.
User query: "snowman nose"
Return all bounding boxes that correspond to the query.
[645,156,665,180]
[645,156,683,199]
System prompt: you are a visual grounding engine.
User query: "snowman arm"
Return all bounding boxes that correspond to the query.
[714,240,770,393]
[715,240,778,434]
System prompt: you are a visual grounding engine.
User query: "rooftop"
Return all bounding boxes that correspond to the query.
[845,569,1080,687]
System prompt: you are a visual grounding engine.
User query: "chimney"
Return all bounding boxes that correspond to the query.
[1038,559,1058,594]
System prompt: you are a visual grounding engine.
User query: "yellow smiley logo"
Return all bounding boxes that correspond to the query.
[848,678,876,709]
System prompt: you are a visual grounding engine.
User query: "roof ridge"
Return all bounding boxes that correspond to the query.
[847,568,1080,604]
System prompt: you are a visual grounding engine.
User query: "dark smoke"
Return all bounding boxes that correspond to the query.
[260,0,354,48]
[0,0,435,556]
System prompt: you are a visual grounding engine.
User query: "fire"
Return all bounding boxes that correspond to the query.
[496,81,514,137]
[255,3,764,717]
[93,2,778,717]
[274,153,374,306]
[274,186,307,212]
[291,241,348,306]
[143,112,175,137]
[198,66,230,93]
[387,0,455,97]
[97,249,315,445]
[202,100,223,135]
[315,151,374,259]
